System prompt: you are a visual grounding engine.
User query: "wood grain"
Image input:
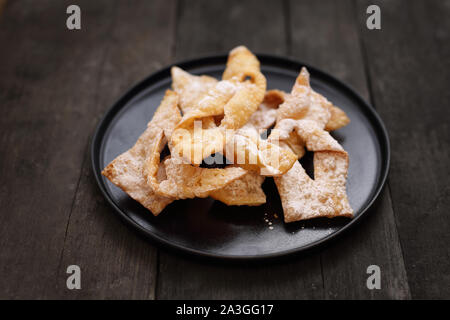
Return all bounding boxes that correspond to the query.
[156,0,324,300]
[173,0,288,59]
[0,0,114,299]
[0,0,6,16]
[357,0,450,299]
[56,0,176,299]
[288,0,410,299]
[0,0,447,299]
[0,0,175,299]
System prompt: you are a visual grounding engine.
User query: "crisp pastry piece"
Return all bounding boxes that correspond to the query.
[171,66,217,129]
[220,46,267,129]
[145,131,246,199]
[280,131,306,159]
[171,68,233,163]
[176,46,266,130]
[101,90,181,216]
[284,67,350,130]
[210,170,266,206]
[273,67,350,158]
[281,119,344,152]
[170,89,285,166]
[160,157,246,199]
[171,46,267,164]
[277,67,331,128]
[325,105,350,131]
[175,80,239,129]
[138,91,247,200]
[274,119,353,222]
[104,47,354,221]
[171,125,227,165]
[225,127,298,176]
[170,80,238,164]
[244,89,285,130]
[171,66,218,114]
[171,66,269,206]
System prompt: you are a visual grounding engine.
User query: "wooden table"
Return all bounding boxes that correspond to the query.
[0,0,448,299]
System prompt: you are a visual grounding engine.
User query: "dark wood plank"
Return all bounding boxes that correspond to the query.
[0,0,6,16]
[0,0,175,299]
[288,0,410,299]
[156,0,325,300]
[357,0,450,299]
[0,0,117,299]
[55,0,176,299]
[174,0,288,59]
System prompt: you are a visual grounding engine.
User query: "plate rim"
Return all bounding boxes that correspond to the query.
[91,53,390,261]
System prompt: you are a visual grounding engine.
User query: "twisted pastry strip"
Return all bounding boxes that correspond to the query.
[210,89,285,206]
[269,68,353,221]
[225,127,298,176]
[145,132,246,199]
[171,66,218,115]
[277,67,349,129]
[171,69,283,205]
[170,48,296,178]
[143,91,247,200]
[274,119,353,222]
[221,46,267,129]
[170,46,267,165]
[274,67,350,159]
[101,90,181,215]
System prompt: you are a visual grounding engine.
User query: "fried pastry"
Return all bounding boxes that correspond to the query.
[210,170,266,206]
[281,67,350,130]
[102,46,354,223]
[171,46,267,164]
[273,67,350,159]
[141,91,247,200]
[225,127,298,176]
[171,67,271,205]
[145,131,246,199]
[274,119,353,222]
[244,89,285,130]
[171,66,218,114]
[101,90,181,215]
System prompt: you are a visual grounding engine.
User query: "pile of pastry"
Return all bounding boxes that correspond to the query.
[103,46,353,223]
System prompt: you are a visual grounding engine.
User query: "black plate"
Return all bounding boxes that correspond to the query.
[91,55,390,260]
